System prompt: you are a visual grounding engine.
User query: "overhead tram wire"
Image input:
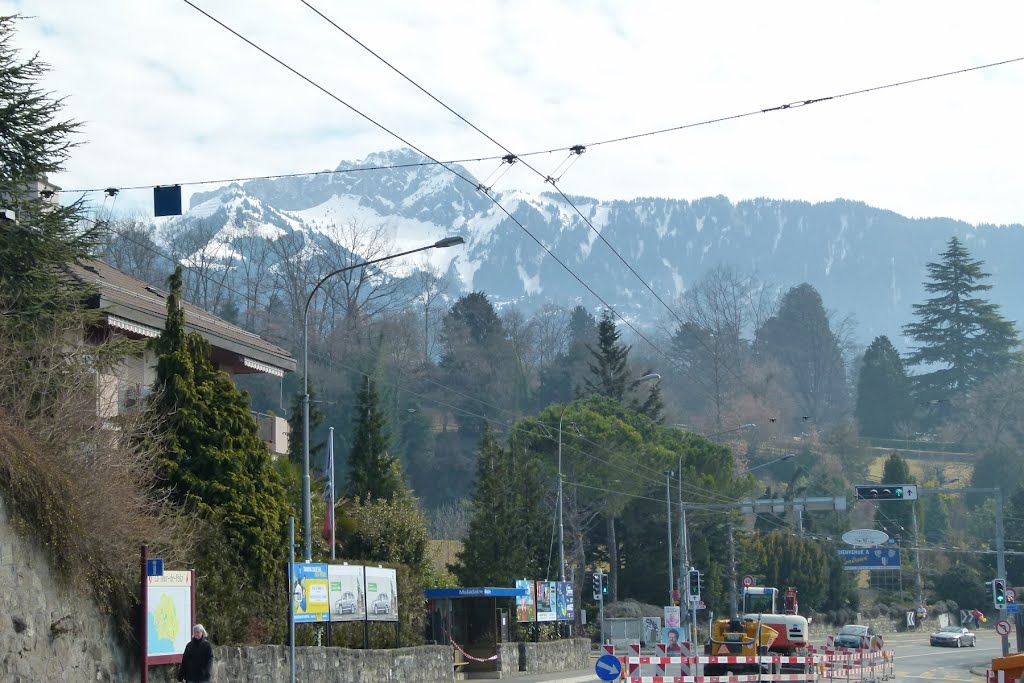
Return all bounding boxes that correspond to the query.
[178,0,725,405]
[56,53,1024,197]
[297,2,763,398]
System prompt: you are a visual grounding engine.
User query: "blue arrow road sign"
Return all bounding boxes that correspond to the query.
[596,653,622,681]
[146,559,164,577]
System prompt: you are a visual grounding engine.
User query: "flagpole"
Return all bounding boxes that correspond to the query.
[329,427,336,561]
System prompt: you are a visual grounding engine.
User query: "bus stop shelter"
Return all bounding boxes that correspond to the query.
[425,587,527,674]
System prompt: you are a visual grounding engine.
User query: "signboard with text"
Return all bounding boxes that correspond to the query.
[290,563,330,623]
[328,564,366,623]
[146,570,195,665]
[836,547,901,571]
[365,566,399,622]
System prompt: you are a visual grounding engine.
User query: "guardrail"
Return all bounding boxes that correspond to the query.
[603,642,895,683]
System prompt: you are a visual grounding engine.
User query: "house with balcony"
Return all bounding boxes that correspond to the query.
[65,259,295,456]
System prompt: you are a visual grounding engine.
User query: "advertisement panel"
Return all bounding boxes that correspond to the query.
[536,580,557,622]
[515,579,536,623]
[836,547,901,571]
[291,563,330,622]
[663,606,681,629]
[328,564,366,622]
[555,581,575,621]
[146,570,194,664]
[364,566,398,622]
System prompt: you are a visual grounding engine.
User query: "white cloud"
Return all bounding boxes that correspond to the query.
[5,0,1024,224]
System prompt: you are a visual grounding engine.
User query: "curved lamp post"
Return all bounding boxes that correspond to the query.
[301,236,464,561]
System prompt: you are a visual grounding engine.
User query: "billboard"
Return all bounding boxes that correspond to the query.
[515,579,536,623]
[291,563,330,622]
[364,566,398,622]
[836,547,901,571]
[536,581,557,622]
[146,570,194,665]
[556,581,574,621]
[328,564,366,622]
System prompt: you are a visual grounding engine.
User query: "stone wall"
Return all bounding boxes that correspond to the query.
[498,638,590,675]
[150,645,454,683]
[0,496,133,681]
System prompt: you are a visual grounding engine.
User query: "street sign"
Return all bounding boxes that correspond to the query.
[996,620,1012,637]
[742,575,755,588]
[1008,588,1018,603]
[697,600,707,610]
[596,653,623,681]
[672,589,680,600]
[1007,603,1020,615]
[146,558,164,577]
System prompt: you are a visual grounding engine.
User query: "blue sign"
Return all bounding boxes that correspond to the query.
[146,559,164,577]
[596,654,622,681]
[423,587,529,600]
[1007,603,1020,615]
[836,547,901,571]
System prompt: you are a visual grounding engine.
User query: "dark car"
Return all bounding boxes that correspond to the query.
[930,625,976,648]
[834,624,877,649]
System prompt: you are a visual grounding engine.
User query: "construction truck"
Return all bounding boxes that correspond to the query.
[704,618,779,676]
[740,586,810,671]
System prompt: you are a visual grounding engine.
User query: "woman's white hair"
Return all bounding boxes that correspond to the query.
[192,623,208,638]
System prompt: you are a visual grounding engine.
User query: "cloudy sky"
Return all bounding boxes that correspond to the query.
[6,1,1024,224]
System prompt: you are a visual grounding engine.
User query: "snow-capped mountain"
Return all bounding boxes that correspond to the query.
[178,148,1024,345]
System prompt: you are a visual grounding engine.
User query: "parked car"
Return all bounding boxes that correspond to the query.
[335,591,356,615]
[372,593,391,615]
[930,625,976,648]
[834,624,878,649]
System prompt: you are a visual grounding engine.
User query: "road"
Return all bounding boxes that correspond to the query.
[882,630,999,682]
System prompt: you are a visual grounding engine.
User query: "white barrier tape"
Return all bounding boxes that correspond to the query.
[625,676,818,683]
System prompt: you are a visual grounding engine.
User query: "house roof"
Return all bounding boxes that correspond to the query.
[66,260,297,375]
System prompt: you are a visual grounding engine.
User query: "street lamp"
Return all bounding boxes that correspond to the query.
[301,236,464,561]
[746,452,796,473]
[555,372,660,595]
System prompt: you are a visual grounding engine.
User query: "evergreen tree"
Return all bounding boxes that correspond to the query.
[452,428,549,586]
[855,336,913,438]
[755,283,849,425]
[0,15,103,340]
[345,376,404,502]
[149,267,290,585]
[903,237,1019,402]
[582,310,663,420]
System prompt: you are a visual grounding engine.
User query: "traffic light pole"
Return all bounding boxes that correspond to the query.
[910,502,924,608]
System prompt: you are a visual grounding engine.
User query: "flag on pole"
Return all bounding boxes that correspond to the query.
[322,427,335,555]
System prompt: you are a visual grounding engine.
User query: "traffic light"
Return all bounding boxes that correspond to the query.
[688,568,701,599]
[593,572,602,601]
[993,579,1006,607]
[601,573,609,597]
[855,484,918,501]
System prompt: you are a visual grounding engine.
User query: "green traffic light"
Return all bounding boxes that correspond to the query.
[894,488,903,497]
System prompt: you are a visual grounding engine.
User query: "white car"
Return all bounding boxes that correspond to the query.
[372,593,391,615]
[930,625,976,648]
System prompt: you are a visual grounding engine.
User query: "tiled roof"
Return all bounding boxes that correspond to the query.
[66,259,296,373]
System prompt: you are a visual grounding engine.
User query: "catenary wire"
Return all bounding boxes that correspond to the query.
[178,0,725,405]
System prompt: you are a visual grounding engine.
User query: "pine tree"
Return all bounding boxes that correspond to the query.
[0,15,103,341]
[150,267,290,584]
[452,428,549,586]
[345,376,404,502]
[855,336,913,438]
[903,237,1019,401]
[584,310,631,401]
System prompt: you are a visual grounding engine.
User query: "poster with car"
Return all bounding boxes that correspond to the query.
[290,563,330,623]
[515,579,536,623]
[536,581,557,622]
[328,564,366,622]
[364,566,398,622]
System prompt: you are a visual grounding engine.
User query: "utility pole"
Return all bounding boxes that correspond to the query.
[678,464,690,643]
[665,471,674,607]
[995,489,1008,657]
[910,501,924,608]
[728,523,738,618]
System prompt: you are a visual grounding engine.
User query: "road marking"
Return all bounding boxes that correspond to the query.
[894,646,1001,659]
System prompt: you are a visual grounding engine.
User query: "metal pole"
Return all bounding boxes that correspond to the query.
[666,471,674,607]
[302,312,312,562]
[995,488,1009,657]
[140,545,148,683]
[679,468,690,642]
[329,427,336,561]
[557,408,566,585]
[289,517,296,683]
[599,590,606,646]
[728,523,738,617]
[910,501,923,607]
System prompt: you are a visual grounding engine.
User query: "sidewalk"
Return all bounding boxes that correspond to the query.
[501,669,595,683]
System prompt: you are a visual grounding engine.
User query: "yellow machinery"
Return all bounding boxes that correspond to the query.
[704,619,779,675]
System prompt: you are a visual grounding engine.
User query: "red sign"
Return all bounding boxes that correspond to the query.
[1007,588,1018,603]
[742,575,755,588]
[996,620,1012,637]
[672,590,680,600]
